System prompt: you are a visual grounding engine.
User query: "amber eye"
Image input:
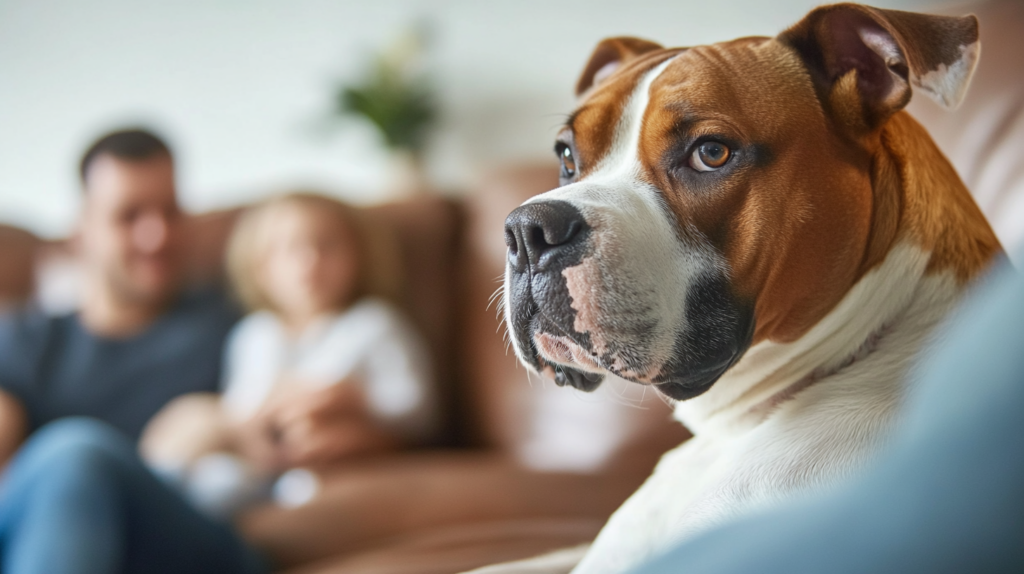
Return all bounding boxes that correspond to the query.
[690,141,731,172]
[557,143,577,179]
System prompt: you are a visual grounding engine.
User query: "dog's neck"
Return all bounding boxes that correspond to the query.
[674,241,943,435]
[673,113,1000,437]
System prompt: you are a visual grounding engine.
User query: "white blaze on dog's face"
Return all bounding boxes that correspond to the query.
[503,6,981,400]
[504,50,754,400]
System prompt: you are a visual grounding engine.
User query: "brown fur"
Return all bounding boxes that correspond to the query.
[565,9,1000,346]
[882,112,1001,281]
[566,50,680,181]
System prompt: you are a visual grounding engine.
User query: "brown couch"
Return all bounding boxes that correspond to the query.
[0,163,688,573]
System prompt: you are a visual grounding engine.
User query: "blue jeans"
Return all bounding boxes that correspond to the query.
[0,418,267,574]
[635,262,1024,573]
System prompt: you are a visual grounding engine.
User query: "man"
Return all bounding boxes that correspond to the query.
[0,129,239,467]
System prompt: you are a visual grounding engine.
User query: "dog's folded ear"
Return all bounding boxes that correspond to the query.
[780,3,979,131]
[576,37,664,97]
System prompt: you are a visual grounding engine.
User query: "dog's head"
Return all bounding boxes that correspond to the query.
[503,4,979,400]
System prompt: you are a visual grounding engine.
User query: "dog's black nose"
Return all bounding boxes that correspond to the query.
[505,200,589,273]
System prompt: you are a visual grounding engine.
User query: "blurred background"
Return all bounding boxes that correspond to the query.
[0,0,951,238]
[2,2,1022,570]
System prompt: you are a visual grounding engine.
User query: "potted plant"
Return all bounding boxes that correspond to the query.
[335,26,437,195]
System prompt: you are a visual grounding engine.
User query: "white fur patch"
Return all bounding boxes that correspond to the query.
[914,41,980,109]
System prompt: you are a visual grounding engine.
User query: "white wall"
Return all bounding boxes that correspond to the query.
[0,0,947,237]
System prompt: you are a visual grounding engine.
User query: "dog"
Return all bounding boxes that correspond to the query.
[497,3,1002,573]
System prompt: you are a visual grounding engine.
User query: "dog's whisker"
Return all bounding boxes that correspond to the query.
[525,369,538,388]
[487,285,506,312]
[487,283,504,302]
[495,294,508,322]
[656,390,674,409]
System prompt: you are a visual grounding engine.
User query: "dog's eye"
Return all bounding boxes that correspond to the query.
[690,141,731,172]
[556,143,577,179]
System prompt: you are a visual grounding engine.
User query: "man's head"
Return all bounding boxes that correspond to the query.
[78,129,183,308]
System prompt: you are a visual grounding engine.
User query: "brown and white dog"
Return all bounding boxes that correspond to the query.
[497,3,1001,573]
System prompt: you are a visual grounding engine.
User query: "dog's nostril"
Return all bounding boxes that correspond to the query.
[535,219,580,248]
[529,225,549,249]
[504,200,589,270]
[561,220,582,245]
[505,228,518,255]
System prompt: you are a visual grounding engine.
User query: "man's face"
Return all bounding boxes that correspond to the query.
[79,153,183,306]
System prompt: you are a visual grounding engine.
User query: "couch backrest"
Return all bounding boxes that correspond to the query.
[0,196,468,447]
[0,224,38,309]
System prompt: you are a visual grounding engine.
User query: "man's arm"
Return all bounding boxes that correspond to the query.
[0,388,27,468]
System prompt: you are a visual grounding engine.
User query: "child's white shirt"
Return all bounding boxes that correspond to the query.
[220,297,437,442]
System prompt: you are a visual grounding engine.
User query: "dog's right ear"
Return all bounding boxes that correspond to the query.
[576,37,664,97]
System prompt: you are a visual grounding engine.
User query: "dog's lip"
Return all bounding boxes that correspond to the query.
[530,318,607,392]
[533,323,730,401]
[534,331,604,372]
[533,320,651,387]
[533,321,638,385]
[529,313,727,398]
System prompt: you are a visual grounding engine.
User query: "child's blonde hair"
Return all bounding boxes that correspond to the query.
[226,192,401,313]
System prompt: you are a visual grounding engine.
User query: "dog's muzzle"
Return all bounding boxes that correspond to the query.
[504,200,605,391]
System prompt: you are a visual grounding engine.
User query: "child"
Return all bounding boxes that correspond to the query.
[141,192,437,516]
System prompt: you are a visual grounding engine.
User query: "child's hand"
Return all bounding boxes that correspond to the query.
[278,413,395,468]
[234,409,289,472]
[272,379,366,421]
[265,382,397,468]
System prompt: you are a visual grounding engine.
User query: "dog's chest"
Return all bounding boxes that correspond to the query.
[574,375,911,574]
[571,434,746,574]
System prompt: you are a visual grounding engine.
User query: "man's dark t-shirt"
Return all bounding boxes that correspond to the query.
[0,290,239,441]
